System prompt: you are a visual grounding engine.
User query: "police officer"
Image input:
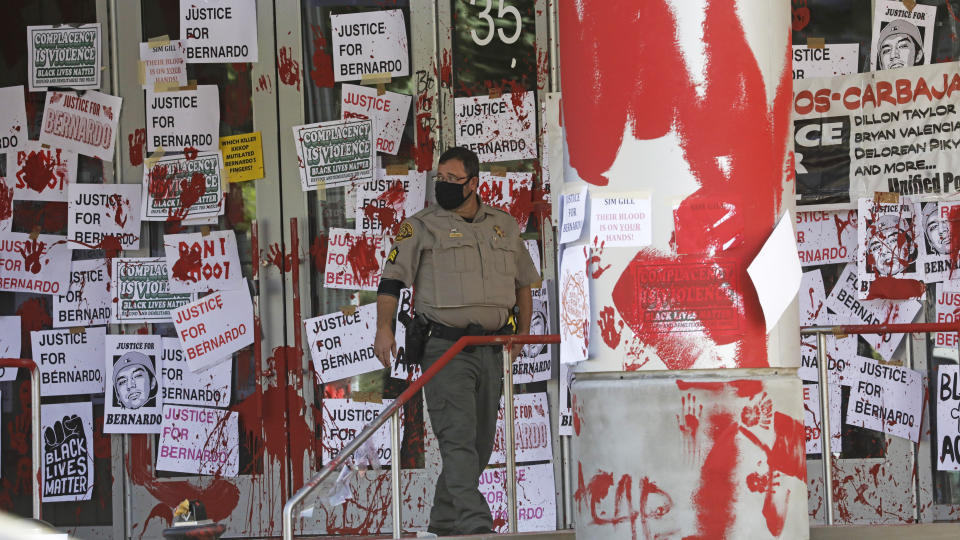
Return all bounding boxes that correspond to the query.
[374,147,540,535]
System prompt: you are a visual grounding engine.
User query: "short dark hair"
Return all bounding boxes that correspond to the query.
[439,146,480,180]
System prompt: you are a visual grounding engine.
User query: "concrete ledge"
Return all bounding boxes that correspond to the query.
[811,523,960,539]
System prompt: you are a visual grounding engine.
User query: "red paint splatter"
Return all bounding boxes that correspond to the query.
[0,181,12,222]
[363,180,408,235]
[572,394,582,436]
[16,149,62,194]
[597,305,623,349]
[13,201,68,234]
[309,233,328,273]
[689,412,739,538]
[106,194,129,228]
[792,0,810,32]
[413,93,436,173]
[309,26,334,88]
[438,49,452,87]
[278,46,302,92]
[561,0,791,369]
[17,238,47,274]
[16,297,51,355]
[676,378,764,398]
[69,235,123,261]
[264,243,293,273]
[177,172,206,215]
[677,392,702,459]
[863,276,925,300]
[183,146,198,160]
[346,234,380,283]
[127,129,146,166]
[171,241,202,283]
[587,237,610,279]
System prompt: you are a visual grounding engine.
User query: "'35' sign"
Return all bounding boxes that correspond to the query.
[470,0,523,46]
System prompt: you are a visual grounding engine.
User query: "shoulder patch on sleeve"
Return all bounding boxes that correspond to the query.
[387,246,399,263]
[395,222,414,242]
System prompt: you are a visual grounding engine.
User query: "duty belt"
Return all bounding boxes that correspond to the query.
[427,320,510,350]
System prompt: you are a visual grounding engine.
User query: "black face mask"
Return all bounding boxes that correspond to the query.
[435,181,471,210]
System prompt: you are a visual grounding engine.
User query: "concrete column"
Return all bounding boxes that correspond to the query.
[558,1,807,538]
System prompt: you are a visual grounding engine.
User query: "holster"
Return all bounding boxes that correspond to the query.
[399,311,429,367]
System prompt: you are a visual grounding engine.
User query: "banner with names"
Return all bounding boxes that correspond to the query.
[31,327,106,397]
[39,91,121,162]
[104,334,163,434]
[41,401,94,502]
[160,337,231,408]
[156,404,239,476]
[28,24,101,91]
[112,257,196,324]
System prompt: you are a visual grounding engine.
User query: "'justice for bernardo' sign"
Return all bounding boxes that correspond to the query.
[32,327,106,397]
[28,24,101,92]
[321,399,403,466]
[179,0,258,63]
[161,337,231,408]
[171,286,254,372]
[0,233,71,295]
[53,258,111,328]
[324,228,387,291]
[156,404,239,476]
[304,303,404,384]
[330,10,409,82]
[340,84,412,155]
[67,183,141,250]
[455,91,537,163]
[146,85,220,151]
[104,334,163,434]
[39,90,121,162]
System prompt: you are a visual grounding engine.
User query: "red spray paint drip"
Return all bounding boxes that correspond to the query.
[106,194,129,228]
[310,26,335,88]
[309,233,328,273]
[128,128,146,166]
[597,306,623,349]
[278,46,302,92]
[413,93,436,172]
[346,234,380,283]
[16,150,60,193]
[0,182,12,221]
[438,49,452,87]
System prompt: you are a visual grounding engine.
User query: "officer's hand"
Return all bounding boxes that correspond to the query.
[374,327,397,369]
[510,343,523,363]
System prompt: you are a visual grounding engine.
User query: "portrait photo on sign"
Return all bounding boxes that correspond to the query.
[917,201,960,283]
[870,0,936,71]
[857,198,922,286]
[112,350,159,410]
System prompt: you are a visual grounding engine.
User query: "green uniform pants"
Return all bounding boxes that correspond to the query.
[422,336,503,534]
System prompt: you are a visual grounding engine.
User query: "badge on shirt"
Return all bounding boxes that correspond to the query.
[449,228,463,238]
[493,225,504,238]
[387,246,399,264]
[395,222,414,242]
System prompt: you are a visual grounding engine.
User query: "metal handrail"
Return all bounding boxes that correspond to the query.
[281,333,561,540]
[799,321,960,526]
[0,358,42,520]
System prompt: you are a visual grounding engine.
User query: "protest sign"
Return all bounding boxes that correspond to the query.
[330,10,409,82]
[140,40,187,90]
[856,198,923,293]
[32,327,105,397]
[0,316,21,382]
[514,287,551,384]
[39,91,121,162]
[916,201,960,282]
[340,84,412,155]
[455,91,537,163]
[794,62,960,207]
[53,258,111,328]
[27,24,100,91]
[219,132,264,182]
[104,334,163,434]
[524,239,541,276]
[161,337,231,408]
[112,257,196,324]
[180,0,257,63]
[156,404,239,476]
[0,86,28,155]
[324,228,386,291]
[480,464,556,533]
[293,119,375,191]
[390,288,421,382]
[12,141,78,202]
[478,171,533,230]
[171,286,254,372]
[0,233,71,295]
[304,303,397,384]
[799,330,857,383]
[559,245,589,364]
[141,151,225,222]
[936,364,960,470]
[824,264,921,361]
[559,187,587,245]
[163,230,243,293]
[355,169,426,235]
[490,392,552,464]
[792,44,859,80]
[845,356,924,442]
[67,183,141,250]
[146,86,220,152]
[934,283,960,357]
[589,194,653,248]
[558,362,573,436]
[798,270,828,326]
[321,399,402,466]
[41,401,94,502]
[796,210,857,267]
[870,0,935,72]
[802,383,844,454]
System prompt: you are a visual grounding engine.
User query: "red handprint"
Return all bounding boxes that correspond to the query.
[741,391,773,430]
[676,392,702,462]
[587,237,610,279]
[127,128,146,166]
[17,238,47,274]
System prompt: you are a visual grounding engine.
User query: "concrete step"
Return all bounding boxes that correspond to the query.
[298,530,576,540]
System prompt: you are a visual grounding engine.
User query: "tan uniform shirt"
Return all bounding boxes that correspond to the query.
[381,201,540,331]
